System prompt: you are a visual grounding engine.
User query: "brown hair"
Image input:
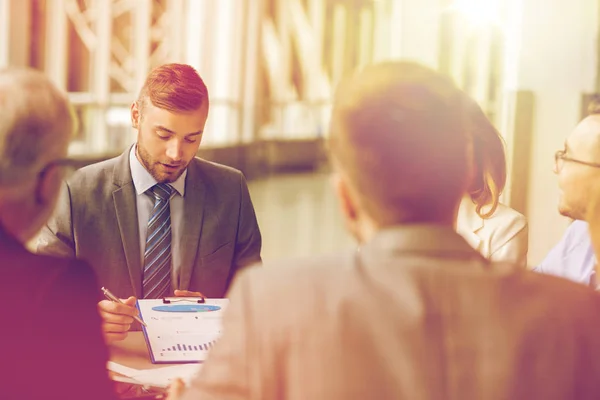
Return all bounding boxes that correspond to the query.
[329,62,471,225]
[137,63,209,113]
[466,99,506,219]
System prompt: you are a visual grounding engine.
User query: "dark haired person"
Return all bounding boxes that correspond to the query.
[457,98,528,266]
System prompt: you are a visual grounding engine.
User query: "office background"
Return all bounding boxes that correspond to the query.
[1,0,598,264]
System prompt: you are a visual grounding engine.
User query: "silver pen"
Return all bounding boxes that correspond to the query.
[101,286,148,327]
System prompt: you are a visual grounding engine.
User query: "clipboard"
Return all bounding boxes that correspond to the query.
[136,298,229,364]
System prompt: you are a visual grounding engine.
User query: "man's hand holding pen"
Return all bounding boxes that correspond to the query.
[98,287,206,344]
[98,295,139,344]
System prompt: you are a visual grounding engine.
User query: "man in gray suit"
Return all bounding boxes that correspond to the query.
[174,62,600,399]
[37,63,262,343]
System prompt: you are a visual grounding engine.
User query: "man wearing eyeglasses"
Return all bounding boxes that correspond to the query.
[534,102,600,287]
[0,68,117,399]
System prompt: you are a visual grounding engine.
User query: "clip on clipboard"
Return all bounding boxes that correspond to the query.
[162,297,205,304]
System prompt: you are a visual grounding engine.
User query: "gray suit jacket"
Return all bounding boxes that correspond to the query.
[182,225,600,400]
[37,149,261,299]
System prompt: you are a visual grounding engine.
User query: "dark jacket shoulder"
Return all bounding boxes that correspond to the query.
[0,230,116,400]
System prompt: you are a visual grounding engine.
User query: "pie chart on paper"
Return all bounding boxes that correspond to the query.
[151,304,222,313]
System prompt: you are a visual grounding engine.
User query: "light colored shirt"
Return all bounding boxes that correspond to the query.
[534,220,596,286]
[181,225,600,400]
[129,145,187,289]
[456,198,528,266]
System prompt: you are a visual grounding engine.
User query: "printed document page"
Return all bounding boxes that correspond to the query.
[137,298,229,363]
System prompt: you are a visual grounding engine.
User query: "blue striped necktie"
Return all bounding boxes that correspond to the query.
[143,183,175,299]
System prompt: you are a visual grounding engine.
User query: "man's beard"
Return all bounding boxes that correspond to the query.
[136,143,185,183]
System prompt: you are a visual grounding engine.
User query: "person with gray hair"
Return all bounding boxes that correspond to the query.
[0,68,117,399]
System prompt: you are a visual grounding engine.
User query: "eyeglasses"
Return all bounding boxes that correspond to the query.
[554,150,600,172]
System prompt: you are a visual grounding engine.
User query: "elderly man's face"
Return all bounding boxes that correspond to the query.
[555,115,600,220]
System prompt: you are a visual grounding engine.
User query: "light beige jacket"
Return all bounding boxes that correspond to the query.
[181,225,600,400]
[457,199,528,266]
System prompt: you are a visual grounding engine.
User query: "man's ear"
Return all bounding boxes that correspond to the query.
[131,101,140,129]
[332,172,357,222]
[36,166,62,207]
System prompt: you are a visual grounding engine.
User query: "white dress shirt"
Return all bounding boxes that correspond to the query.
[534,220,597,286]
[129,145,187,289]
[456,197,528,266]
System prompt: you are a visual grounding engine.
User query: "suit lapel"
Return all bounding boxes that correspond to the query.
[112,149,143,297]
[179,159,206,290]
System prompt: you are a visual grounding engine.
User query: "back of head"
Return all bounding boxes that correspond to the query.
[137,63,209,113]
[328,62,470,225]
[0,68,74,186]
[0,68,74,242]
[465,98,507,218]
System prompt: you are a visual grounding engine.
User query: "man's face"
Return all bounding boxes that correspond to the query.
[556,115,600,220]
[132,100,208,183]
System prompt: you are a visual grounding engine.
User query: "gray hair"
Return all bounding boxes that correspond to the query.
[0,68,74,185]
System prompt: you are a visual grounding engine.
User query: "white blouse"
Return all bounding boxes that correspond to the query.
[456,198,528,267]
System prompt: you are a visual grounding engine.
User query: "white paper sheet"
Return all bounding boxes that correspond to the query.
[137,298,229,363]
[108,361,202,388]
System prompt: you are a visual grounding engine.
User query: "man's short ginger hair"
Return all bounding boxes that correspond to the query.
[137,63,209,114]
[329,62,471,225]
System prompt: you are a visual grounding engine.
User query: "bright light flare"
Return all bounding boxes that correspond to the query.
[447,0,502,27]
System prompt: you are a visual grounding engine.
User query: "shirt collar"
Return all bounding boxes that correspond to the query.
[129,144,187,196]
[457,197,486,233]
[364,224,480,259]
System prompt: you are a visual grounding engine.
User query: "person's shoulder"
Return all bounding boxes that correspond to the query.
[516,268,599,307]
[544,220,591,255]
[458,201,526,234]
[478,203,528,243]
[235,252,357,297]
[21,251,93,279]
[67,153,123,189]
[190,158,247,193]
[227,252,358,332]
[489,203,527,228]
[192,157,243,179]
[4,250,95,298]
[31,255,99,312]
[563,219,590,240]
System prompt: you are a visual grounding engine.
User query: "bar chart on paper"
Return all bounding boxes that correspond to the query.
[153,333,220,362]
[137,298,229,363]
[163,340,217,353]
